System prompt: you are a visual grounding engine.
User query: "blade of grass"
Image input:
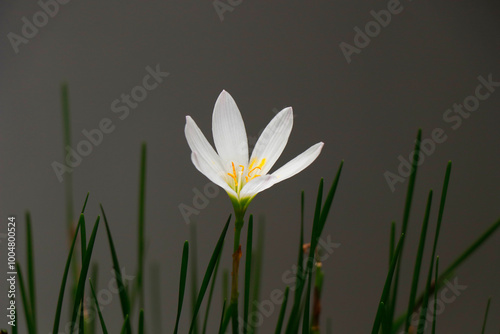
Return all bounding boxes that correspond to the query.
[25,212,37,333]
[302,274,312,334]
[414,162,451,333]
[439,217,500,284]
[287,180,324,334]
[288,161,344,334]
[202,240,224,334]
[16,263,34,334]
[137,142,147,310]
[139,309,145,334]
[60,82,74,229]
[88,263,99,334]
[389,221,395,265]
[275,286,290,334]
[79,213,87,334]
[388,129,421,332]
[371,233,405,334]
[190,221,199,334]
[404,190,433,332]
[60,83,79,314]
[89,278,108,334]
[243,215,253,334]
[174,241,189,334]
[223,269,230,309]
[52,214,82,334]
[79,302,85,334]
[250,215,266,334]
[218,299,228,334]
[81,192,90,213]
[481,297,491,334]
[120,315,130,334]
[431,257,439,334]
[100,204,132,334]
[189,215,231,334]
[70,216,101,333]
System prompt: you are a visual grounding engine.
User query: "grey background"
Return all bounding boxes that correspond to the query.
[1,0,499,332]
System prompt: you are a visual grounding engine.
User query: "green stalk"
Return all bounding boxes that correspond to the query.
[231,214,245,333]
[480,297,491,334]
[60,83,79,314]
[243,215,253,334]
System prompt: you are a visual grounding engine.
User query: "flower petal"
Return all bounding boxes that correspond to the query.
[191,152,237,197]
[212,90,249,168]
[249,107,293,175]
[185,116,225,174]
[271,142,324,181]
[239,175,279,199]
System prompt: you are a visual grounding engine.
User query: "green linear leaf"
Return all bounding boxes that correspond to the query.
[480,297,491,334]
[243,215,254,334]
[218,299,228,334]
[70,216,101,333]
[16,263,34,333]
[202,240,224,334]
[139,309,145,334]
[371,233,405,334]
[415,162,452,333]
[120,315,130,334]
[189,215,231,334]
[100,204,132,334]
[431,257,439,334]
[190,221,199,334]
[88,263,99,334]
[302,274,312,334]
[52,215,82,334]
[275,286,290,334]
[89,278,108,334]
[389,221,395,266]
[404,190,433,332]
[81,192,90,213]
[388,129,421,332]
[250,216,266,334]
[174,241,189,334]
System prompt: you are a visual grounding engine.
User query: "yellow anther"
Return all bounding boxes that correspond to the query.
[228,162,238,186]
[249,166,261,174]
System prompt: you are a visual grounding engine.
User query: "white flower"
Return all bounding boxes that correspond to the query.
[185,90,324,215]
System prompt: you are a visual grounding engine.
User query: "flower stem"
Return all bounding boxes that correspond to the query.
[230,215,244,332]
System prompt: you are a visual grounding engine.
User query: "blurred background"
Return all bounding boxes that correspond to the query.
[1,0,499,332]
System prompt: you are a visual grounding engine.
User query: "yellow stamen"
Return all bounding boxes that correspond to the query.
[228,162,238,186]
